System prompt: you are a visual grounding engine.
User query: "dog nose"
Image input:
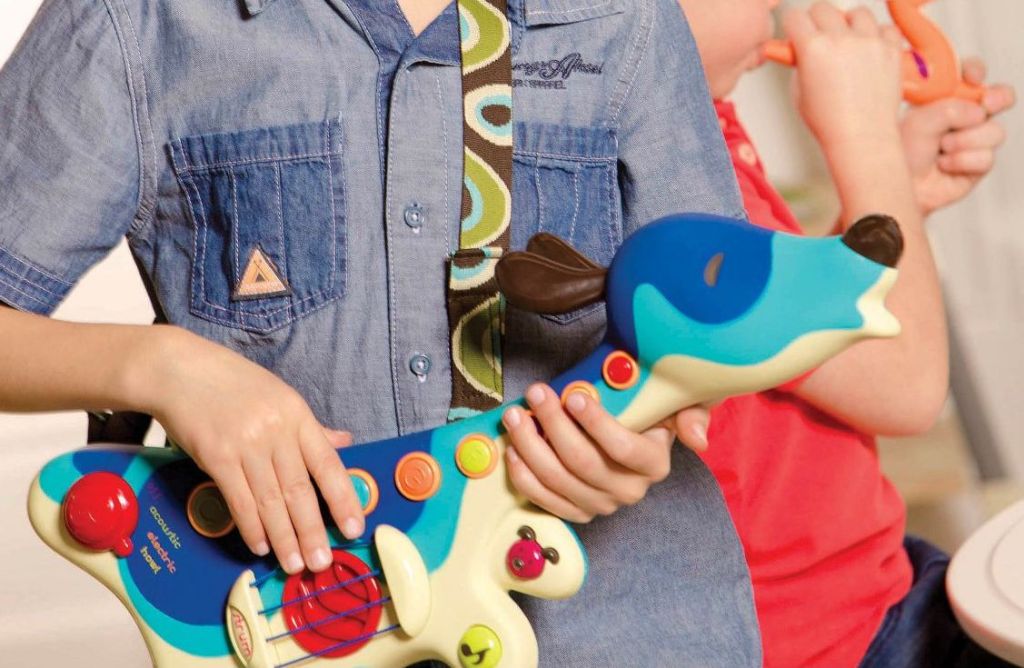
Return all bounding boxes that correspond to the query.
[842,214,904,268]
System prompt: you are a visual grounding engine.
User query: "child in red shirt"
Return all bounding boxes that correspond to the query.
[672,0,1016,666]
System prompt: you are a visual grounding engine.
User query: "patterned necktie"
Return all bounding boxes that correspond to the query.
[446,0,513,421]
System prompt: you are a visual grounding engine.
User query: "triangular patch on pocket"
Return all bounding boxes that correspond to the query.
[232,247,291,301]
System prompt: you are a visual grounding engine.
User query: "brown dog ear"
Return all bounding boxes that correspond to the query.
[496,250,606,315]
[526,232,602,271]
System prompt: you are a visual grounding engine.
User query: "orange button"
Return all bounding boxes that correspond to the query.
[560,381,601,407]
[395,452,442,502]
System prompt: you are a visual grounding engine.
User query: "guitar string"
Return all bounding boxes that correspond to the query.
[258,570,382,616]
[266,595,392,642]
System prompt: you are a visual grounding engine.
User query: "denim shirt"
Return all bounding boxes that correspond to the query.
[0,0,760,664]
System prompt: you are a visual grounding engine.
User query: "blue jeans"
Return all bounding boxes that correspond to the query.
[860,535,1014,668]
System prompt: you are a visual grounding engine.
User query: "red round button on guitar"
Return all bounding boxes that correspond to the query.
[63,471,139,557]
[282,550,384,659]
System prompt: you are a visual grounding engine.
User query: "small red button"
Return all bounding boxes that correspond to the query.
[602,351,640,390]
[63,472,139,557]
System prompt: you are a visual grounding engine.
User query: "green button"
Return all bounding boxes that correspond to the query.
[458,439,492,476]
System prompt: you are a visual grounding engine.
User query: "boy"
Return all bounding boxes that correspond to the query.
[676,0,1015,665]
[0,0,759,664]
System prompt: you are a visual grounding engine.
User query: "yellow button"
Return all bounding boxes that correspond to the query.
[395,452,442,501]
[456,434,498,479]
[458,625,502,668]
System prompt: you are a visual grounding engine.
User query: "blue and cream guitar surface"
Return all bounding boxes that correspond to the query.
[28,212,904,667]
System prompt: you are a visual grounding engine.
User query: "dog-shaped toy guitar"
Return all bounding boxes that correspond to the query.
[28,212,904,667]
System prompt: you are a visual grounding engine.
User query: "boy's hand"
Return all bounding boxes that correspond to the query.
[142,327,365,574]
[500,384,709,523]
[784,2,904,152]
[900,58,1015,216]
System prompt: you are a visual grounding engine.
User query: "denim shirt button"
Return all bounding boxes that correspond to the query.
[409,352,431,377]
[403,203,425,230]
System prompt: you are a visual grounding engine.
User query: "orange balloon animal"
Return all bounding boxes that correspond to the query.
[763,0,985,105]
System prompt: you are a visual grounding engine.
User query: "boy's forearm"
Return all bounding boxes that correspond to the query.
[0,306,172,414]
[795,139,950,436]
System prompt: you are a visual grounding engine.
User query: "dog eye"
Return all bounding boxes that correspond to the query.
[703,252,725,287]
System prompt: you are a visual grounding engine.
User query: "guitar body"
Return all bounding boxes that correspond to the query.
[28,213,906,667]
[29,410,585,667]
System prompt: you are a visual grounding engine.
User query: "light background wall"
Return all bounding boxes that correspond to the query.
[0,1,153,664]
[0,1,1021,666]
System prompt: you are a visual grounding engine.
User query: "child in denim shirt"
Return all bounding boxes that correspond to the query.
[0,0,761,664]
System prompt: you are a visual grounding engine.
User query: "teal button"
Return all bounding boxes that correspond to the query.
[351,473,371,509]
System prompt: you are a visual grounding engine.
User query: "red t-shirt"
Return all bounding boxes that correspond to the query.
[702,101,913,667]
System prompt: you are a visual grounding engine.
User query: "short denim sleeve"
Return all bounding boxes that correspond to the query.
[615,0,744,236]
[0,0,145,314]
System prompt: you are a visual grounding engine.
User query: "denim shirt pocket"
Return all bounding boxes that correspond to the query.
[169,118,346,334]
[511,121,621,323]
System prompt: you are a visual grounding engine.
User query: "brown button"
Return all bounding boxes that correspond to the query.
[187,481,235,538]
[395,452,442,501]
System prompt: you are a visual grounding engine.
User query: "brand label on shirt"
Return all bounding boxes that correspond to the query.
[512,53,603,90]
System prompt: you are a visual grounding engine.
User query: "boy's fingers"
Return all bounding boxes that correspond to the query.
[525,386,615,484]
[215,468,269,557]
[939,149,995,175]
[523,385,616,483]
[674,406,711,453]
[322,427,354,448]
[961,57,987,86]
[562,391,658,476]
[782,8,816,46]
[941,120,1006,154]
[302,427,364,541]
[905,99,986,139]
[809,1,848,33]
[982,84,1016,116]
[846,6,879,36]
[505,446,591,523]
[243,456,304,574]
[503,404,617,516]
[880,24,902,48]
[272,447,333,573]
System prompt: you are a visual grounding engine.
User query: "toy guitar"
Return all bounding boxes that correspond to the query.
[763,0,986,105]
[28,212,905,667]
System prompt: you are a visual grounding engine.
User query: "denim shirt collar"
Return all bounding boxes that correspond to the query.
[343,0,461,66]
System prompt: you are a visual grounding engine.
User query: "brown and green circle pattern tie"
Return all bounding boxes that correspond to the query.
[447,0,513,421]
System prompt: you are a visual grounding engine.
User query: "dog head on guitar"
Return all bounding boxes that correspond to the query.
[28,212,902,667]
